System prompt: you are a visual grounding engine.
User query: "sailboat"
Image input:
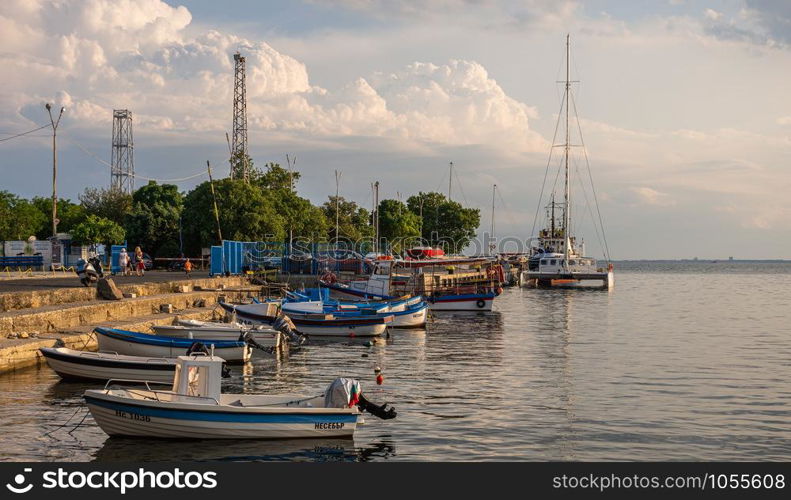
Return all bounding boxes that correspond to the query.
[520,35,614,289]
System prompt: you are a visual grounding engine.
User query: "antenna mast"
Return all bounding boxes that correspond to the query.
[110,109,134,194]
[230,51,248,181]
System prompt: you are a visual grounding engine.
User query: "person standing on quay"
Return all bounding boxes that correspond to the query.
[118,248,129,276]
[134,246,145,277]
[184,258,192,278]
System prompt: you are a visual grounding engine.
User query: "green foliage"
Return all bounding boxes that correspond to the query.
[31,197,85,239]
[407,192,480,253]
[253,162,301,191]
[377,199,421,252]
[182,179,285,255]
[0,191,47,241]
[79,187,132,226]
[277,193,329,242]
[70,215,125,246]
[124,181,184,258]
[322,196,374,242]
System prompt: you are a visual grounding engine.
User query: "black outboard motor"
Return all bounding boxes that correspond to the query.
[273,313,307,345]
[75,255,105,287]
[185,342,230,377]
[325,378,397,420]
[238,331,275,354]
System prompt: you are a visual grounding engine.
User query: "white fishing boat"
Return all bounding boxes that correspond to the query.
[84,354,396,439]
[94,327,252,363]
[150,323,281,348]
[39,347,177,383]
[520,35,613,289]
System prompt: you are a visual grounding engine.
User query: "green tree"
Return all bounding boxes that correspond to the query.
[79,187,132,226]
[254,162,300,191]
[0,192,47,241]
[125,181,184,258]
[407,192,480,253]
[322,196,374,242]
[278,193,329,242]
[70,215,125,247]
[182,179,286,255]
[377,199,421,253]
[31,197,86,239]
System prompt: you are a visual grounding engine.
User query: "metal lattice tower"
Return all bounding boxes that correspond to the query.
[230,51,248,181]
[110,109,134,193]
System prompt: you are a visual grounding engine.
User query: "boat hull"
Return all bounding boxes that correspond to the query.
[84,393,359,439]
[389,303,429,327]
[222,303,392,337]
[40,348,176,383]
[95,328,252,363]
[150,325,281,348]
[428,294,495,311]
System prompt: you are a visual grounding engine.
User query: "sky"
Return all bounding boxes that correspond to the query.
[1,0,790,259]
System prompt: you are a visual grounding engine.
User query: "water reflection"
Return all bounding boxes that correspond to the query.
[92,437,396,462]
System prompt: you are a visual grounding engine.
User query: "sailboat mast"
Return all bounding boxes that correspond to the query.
[563,34,571,266]
[448,161,453,202]
[490,184,496,256]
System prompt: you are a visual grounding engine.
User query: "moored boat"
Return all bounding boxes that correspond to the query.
[150,324,281,348]
[519,36,613,289]
[39,347,177,383]
[84,354,396,439]
[218,302,393,337]
[94,327,252,363]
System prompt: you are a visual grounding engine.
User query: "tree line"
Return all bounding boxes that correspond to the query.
[0,158,480,257]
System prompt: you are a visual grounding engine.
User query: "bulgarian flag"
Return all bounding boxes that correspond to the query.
[348,381,361,407]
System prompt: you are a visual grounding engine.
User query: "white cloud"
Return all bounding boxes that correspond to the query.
[0,0,547,154]
[704,9,723,21]
[628,186,676,207]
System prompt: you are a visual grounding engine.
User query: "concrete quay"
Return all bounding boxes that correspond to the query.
[0,275,258,375]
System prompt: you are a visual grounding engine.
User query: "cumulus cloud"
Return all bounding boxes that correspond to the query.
[0,0,546,153]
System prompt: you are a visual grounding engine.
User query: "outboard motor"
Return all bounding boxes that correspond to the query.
[75,255,104,287]
[325,378,397,420]
[273,313,307,345]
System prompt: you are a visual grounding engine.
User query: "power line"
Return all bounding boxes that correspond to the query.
[68,136,207,184]
[0,124,50,143]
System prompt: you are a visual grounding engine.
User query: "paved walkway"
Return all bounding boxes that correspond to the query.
[0,271,208,293]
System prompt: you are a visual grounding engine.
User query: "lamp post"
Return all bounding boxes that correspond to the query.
[45,103,65,238]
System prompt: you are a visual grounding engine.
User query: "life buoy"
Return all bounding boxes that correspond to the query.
[321,271,337,284]
[476,299,486,308]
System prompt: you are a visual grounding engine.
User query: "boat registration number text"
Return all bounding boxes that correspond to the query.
[315,422,345,429]
[115,410,150,422]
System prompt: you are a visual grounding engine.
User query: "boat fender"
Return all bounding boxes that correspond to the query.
[476,299,486,308]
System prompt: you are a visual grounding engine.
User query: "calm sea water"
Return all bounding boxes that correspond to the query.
[1,261,790,461]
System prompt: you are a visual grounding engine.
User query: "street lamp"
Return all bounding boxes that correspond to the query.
[45,103,65,238]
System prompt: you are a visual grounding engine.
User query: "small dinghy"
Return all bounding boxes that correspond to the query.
[84,354,396,439]
[94,327,252,363]
[39,347,177,383]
